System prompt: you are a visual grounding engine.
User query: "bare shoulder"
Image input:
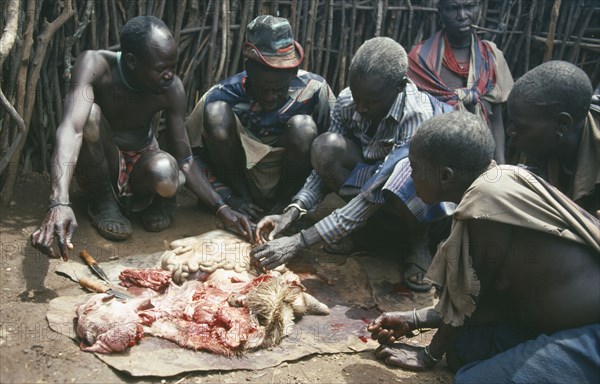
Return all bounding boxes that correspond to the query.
[71,50,116,83]
[163,76,186,108]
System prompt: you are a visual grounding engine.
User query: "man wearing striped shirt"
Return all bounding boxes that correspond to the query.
[251,37,454,291]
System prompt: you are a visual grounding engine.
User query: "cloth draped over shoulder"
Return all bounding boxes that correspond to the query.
[407,30,513,124]
[426,165,600,327]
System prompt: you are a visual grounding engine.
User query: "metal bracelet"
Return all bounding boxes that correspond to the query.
[423,345,441,364]
[213,199,226,212]
[284,203,307,217]
[413,308,420,330]
[215,204,230,217]
[299,229,310,247]
[177,155,194,166]
[48,202,71,211]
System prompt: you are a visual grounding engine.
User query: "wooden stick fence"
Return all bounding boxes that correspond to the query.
[1,0,599,204]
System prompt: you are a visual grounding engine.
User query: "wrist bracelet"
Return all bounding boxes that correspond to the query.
[423,345,441,364]
[299,229,310,247]
[215,204,230,217]
[413,308,420,330]
[284,203,307,217]
[213,199,226,212]
[48,202,71,211]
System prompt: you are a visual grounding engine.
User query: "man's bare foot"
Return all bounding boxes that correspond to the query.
[374,344,431,371]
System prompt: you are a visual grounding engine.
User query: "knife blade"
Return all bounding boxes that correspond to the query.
[78,277,133,300]
[80,249,112,284]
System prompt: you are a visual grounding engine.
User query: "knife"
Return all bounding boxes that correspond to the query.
[80,249,112,284]
[78,277,133,300]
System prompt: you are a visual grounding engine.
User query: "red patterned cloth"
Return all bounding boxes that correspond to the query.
[117,140,159,197]
[408,30,499,123]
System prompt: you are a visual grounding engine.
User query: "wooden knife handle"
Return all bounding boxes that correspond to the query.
[79,277,108,293]
[80,249,98,266]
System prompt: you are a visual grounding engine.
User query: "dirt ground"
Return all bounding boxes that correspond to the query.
[0,173,454,384]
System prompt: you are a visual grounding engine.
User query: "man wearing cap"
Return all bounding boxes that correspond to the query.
[186,15,335,217]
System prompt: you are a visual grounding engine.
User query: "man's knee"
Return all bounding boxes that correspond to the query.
[145,152,180,197]
[311,132,345,171]
[285,115,318,153]
[82,103,102,142]
[204,101,236,142]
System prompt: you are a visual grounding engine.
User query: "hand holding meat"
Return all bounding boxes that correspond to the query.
[31,205,77,260]
[250,234,304,270]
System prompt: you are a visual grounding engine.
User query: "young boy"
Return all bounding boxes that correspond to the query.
[368,112,599,383]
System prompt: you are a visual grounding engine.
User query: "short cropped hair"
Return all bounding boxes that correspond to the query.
[120,16,170,57]
[349,37,408,86]
[508,61,592,122]
[412,111,494,176]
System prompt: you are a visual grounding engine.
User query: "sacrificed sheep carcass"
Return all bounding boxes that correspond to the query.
[75,294,150,353]
[159,231,330,319]
[76,230,330,356]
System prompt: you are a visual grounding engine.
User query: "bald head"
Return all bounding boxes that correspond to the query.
[508,61,593,123]
[120,16,173,58]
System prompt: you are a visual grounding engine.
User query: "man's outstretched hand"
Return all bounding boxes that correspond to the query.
[255,210,297,244]
[218,206,255,243]
[250,234,304,270]
[31,206,77,260]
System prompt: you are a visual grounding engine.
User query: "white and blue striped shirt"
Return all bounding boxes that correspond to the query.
[294,80,447,243]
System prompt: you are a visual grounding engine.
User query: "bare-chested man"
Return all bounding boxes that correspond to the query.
[31,16,253,260]
[407,0,513,164]
[367,112,599,383]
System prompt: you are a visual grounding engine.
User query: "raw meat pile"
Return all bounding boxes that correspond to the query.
[118,268,172,291]
[75,231,329,355]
